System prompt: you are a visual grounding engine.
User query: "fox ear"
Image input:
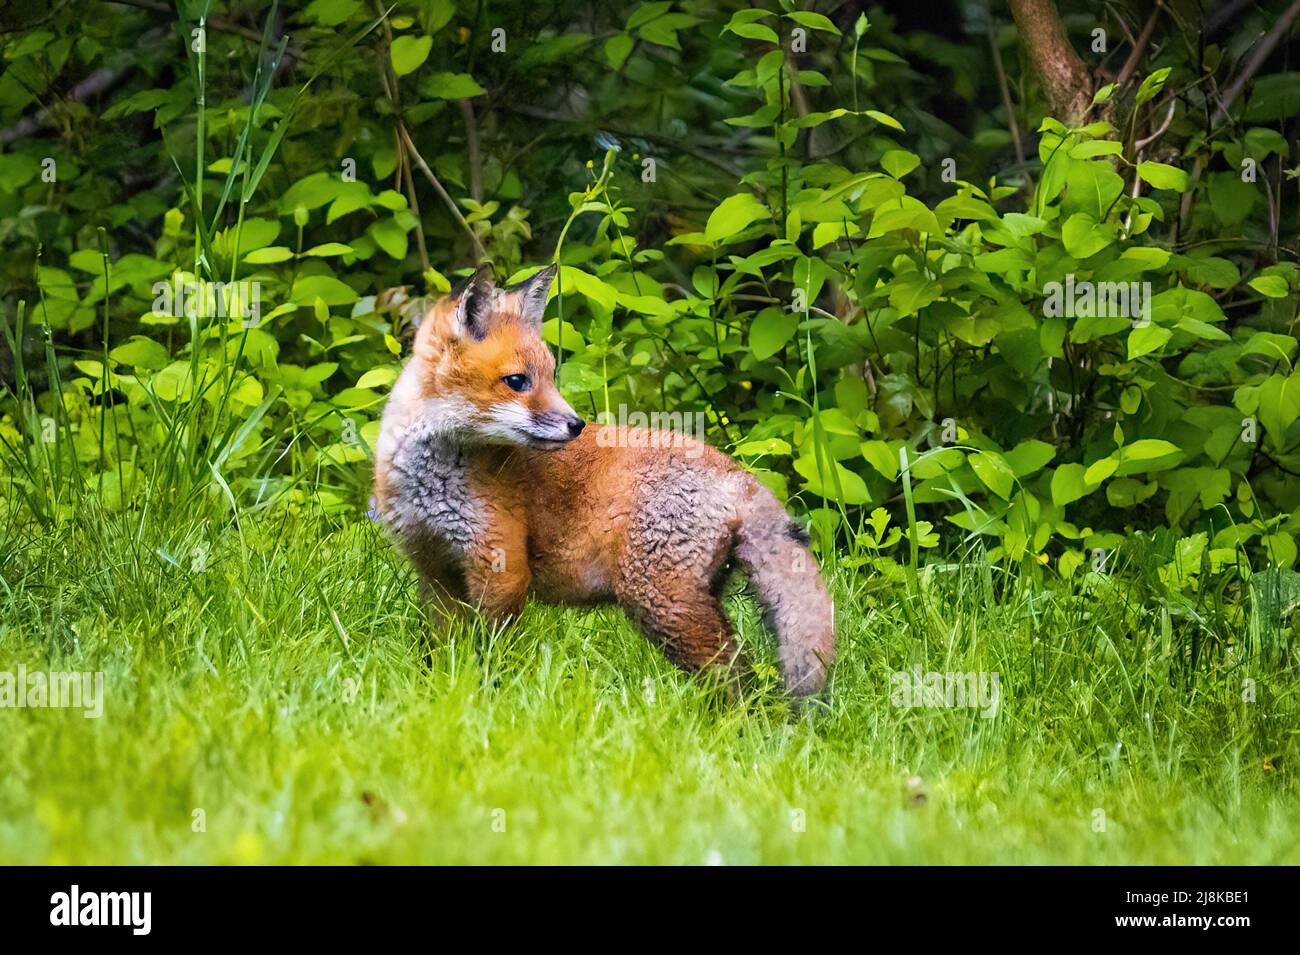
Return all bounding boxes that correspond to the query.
[508,264,557,328]
[450,266,496,340]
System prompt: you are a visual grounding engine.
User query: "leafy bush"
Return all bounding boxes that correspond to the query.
[1,0,1298,593]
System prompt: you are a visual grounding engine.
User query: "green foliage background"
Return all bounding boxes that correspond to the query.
[2,0,1299,596]
[7,0,1300,867]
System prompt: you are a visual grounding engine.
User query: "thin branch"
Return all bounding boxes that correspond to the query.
[0,67,126,144]
[1180,0,1300,237]
[501,103,750,181]
[986,6,1026,182]
[1206,0,1257,35]
[399,123,488,264]
[1115,1,1163,89]
[458,98,483,203]
[371,0,472,268]
[6,0,305,155]
[400,146,431,274]
[1134,98,1176,151]
[1218,0,1300,121]
[103,0,304,59]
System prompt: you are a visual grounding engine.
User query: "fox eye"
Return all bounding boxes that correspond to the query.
[502,373,531,392]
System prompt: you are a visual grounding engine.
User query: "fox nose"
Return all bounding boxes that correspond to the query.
[567,417,586,438]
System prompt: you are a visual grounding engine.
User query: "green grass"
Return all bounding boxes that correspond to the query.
[0,502,1297,865]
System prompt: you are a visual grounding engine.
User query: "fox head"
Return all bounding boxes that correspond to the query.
[409,265,584,449]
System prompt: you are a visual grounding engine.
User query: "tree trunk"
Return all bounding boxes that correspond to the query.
[1010,0,1094,125]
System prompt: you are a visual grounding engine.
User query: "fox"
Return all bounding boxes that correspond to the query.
[373,265,834,696]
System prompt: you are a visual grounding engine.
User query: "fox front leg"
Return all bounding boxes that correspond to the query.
[463,518,532,622]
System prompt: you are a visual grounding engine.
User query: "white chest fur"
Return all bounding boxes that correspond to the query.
[383,429,482,554]
[377,370,484,556]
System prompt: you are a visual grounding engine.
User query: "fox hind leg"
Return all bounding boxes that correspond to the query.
[614,472,755,690]
[618,572,749,690]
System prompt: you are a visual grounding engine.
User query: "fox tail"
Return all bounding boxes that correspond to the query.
[732,479,835,696]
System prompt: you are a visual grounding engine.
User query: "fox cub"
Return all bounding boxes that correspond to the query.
[373,266,834,695]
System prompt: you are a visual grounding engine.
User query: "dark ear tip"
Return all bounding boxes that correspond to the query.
[522,263,557,291]
[449,263,497,299]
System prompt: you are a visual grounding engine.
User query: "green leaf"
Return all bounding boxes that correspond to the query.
[1135,67,1171,106]
[881,149,920,179]
[223,374,262,408]
[794,454,871,505]
[1065,160,1124,220]
[970,451,1015,499]
[633,2,677,29]
[705,193,770,243]
[786,11,840,34]
[1069,140,1123,159]
[1116,439,1182,477]
[1179,256,1239,289]
[1137,161,1189,192]
[736,437,791,456]
[1003,439,1055,476]
[638,12,699,50]
[421,71,486,99]
[109,336,169,370]
[1051,463,1095,507]
[1243,332,1298,362]
[306,0,364,27]
[1258,374,1300,442]
[1119,247,1170,269]
[749,307,798,361]
[1248,274,1290,298]
[1127,323,1172,359]
[152,361,199,401]
[1150,287,1226,327]
[887,273,943,315]
[865,110,904,131]
[355,366,398,389]
[102,88,173,120]
[1083,456,1118,485]
[558,361,605,396]
[243,246,293,264]
[860,440,898,481]
[1000,213,1048,237]
[558,267,618,312]
[1062,213,1115,258]
[1092,82,1118,106]
[604,34,634,69]
[290,275,359,306]
[1244,72,1300,121]
[1123,439,1180,459]
[1208,171,1257,226]
[370,218,409,260]
[817,407,859,437]
[728,22,779,43]
[868,198,940,237]
[789,108,850,129]
[1245,127,1290,158]
[303,242,355,257]
[541,318,585,353]
[390,35,432,76]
